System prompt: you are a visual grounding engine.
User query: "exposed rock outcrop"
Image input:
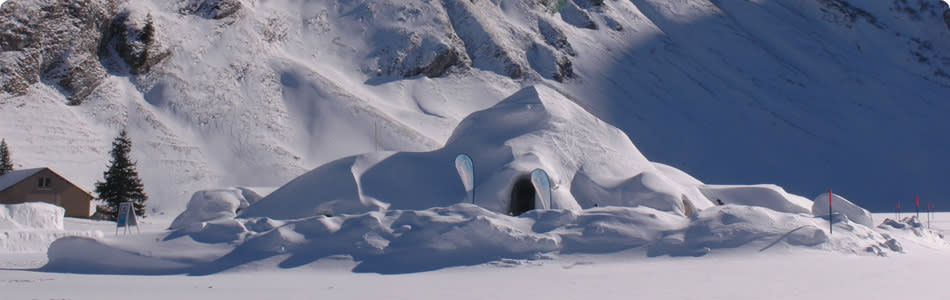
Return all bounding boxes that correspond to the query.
[179,0,242,20]
[99,10,171,75]
[538,18,577,56]
[0,0,120,104]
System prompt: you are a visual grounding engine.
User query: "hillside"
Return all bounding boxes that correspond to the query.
[1,0,949,214]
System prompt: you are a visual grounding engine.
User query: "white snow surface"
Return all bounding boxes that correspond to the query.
[0,202,64,230]
[698,184,813,214]
[40,200,938,275]
[241,85,700,219]
[812,192,875,227]
[7,246,950,300]
[0,213,944,298]
[169,187,262,230]
[0,203,104,253]
[0,1,948,294]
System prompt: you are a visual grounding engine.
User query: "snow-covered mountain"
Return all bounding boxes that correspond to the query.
[1,0,949,215]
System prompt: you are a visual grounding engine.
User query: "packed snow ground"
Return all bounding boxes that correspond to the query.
[0,213,946,300]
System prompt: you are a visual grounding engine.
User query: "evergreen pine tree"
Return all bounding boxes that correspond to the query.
[141,14,154,45]
[0,139,12,176]
[94,130,147,220]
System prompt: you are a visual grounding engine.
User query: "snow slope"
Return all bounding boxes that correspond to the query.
[2,0,950,215]
[36,87,943,274]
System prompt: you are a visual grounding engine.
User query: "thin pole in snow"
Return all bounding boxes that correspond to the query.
[928,203,932,229]
[916,196,920,219]
[896,202,901,221]
[828,189,833,235]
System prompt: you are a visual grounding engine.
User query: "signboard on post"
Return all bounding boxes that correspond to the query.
[115,202,139,235]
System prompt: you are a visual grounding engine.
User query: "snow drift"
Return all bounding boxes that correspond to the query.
[698,185,812,214]
[45,201,920,275]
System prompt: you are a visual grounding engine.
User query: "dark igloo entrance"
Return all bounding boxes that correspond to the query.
[508,175,536,216]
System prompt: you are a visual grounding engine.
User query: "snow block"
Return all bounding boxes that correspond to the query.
[812,192,873,227]
[698,185,812,214]
[0,202,64,230]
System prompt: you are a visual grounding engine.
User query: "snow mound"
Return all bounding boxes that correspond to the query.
[42,237,191,275]
[877,216,945,249]
[46,201,921,275]
[52,204,690,274]
[698,185,812,214]
[0,203,64,230]
[169,187,262,230]
[653,205,898,256]
[812,192,873,227]
[241,85,710,219]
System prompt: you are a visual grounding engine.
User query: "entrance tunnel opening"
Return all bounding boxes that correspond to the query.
[508,175,536,216]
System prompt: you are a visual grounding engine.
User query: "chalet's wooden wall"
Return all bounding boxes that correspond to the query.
[0,169,92,217]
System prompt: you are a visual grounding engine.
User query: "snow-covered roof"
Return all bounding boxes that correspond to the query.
[0,168,47,192]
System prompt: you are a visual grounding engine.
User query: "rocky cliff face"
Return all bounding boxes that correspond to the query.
[0,0,174,104]
[0,0,119,104]
[99,9,171,75]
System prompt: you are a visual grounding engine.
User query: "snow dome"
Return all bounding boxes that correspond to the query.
[239,85,713,219]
